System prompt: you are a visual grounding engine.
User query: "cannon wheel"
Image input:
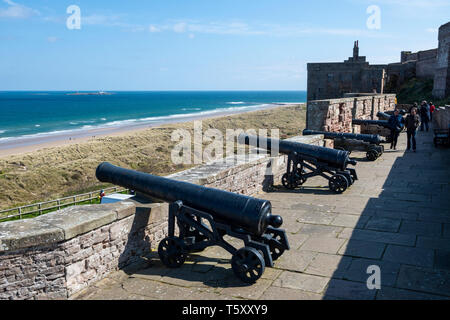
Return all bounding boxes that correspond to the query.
[158,236,187,268]
[282,173,298,190]
[264,231,286,261]
[366,149,378,161]
[329,174,348,194]
[231,247,265,283]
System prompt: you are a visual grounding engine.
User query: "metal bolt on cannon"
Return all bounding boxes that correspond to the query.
[96,162,290,283]
[238,133,358,194]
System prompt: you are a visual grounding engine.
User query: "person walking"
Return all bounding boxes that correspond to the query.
[405,107,421,152]
[419,101,430,132]
[388,109,405,150]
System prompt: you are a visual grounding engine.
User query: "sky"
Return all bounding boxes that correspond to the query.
[0,0,448,91]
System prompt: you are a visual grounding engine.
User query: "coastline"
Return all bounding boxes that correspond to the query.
[0,103,306,209]
[0,103,303,158]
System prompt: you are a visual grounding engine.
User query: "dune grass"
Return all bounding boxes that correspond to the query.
[0,104,306,210]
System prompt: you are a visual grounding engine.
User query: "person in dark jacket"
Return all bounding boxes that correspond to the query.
[419,101,430,132]
[388,109,405,150]
[405,107,421,152]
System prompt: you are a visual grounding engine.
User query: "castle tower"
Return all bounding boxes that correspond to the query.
[353,41,359,60]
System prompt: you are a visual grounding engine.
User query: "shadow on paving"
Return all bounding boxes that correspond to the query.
[124,251,255,290]
[324,130,450,300]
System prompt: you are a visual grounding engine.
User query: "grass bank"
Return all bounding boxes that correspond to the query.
[0,104,306,210]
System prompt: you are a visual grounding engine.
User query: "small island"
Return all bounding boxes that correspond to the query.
[66,91,113,96]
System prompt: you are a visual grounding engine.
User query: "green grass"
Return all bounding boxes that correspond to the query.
[0,190,129,223]
[396,78,450,106]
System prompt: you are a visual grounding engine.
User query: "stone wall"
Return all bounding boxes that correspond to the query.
[433,22,450,99]
[306,93,396,133]
[0,135,325,300]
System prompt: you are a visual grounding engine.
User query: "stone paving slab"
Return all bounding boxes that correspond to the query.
[75,130,450,300]
[383,245,435,268]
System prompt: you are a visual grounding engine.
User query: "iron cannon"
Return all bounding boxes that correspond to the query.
[352,119,390,129]
[96,162,289,283]
[302,129,385,161]
[238,134,358,194]
[376,112,392,120]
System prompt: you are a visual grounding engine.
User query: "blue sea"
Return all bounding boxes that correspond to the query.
[0,91,306,143]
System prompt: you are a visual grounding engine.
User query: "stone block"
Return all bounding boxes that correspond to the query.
[396,265,450,297]
[383,245,434,268]
[325,279,376,300]
[399,221,443,237]
[365,217,401,233]
[273,271,329,294]
[300,237,346,254]
[343,258,400,287]
[305,253,352,278]
[36,205,117,240]
[338,239,386,259]
[0,219,64,252]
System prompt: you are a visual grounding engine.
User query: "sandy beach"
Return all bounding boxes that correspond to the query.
[0,104,306,210]
[0,103,300,158]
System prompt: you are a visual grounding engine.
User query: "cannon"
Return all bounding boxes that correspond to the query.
[238,134,358,194]
[376,111,406,120]
[302,129,385,161]
[96,162,289,283]
[376,112,391,120]
[352,119,390,129]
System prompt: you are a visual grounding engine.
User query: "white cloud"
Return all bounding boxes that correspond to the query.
[146,20,392,39]
[149,25,160,32]
[426,28,439,33]
[173,22,187,33]
[47,36,58,43]
[0,0,39,18]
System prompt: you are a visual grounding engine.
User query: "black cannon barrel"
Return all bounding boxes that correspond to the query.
[352,119,390,129]
[238,134,356,169]
[376,112,391,120]
[302,129,384,145]
[96,162,282,236]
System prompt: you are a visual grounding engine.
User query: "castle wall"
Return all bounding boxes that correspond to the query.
[433,22,450,99]
[307,62,386,101]
[306,93,396,135]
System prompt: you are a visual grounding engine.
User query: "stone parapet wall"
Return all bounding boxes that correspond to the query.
[306,94,396,133]
[0,135,324,300]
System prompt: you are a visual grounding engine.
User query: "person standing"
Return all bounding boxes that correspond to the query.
[419,101,430,132]
[388,109,405,150]
[405,107,421,152]
[429,101,435,121]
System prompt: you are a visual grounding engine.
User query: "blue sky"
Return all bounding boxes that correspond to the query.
[0,0,448,90]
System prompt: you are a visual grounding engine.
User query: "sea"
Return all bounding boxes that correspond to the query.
[0,91,306,143]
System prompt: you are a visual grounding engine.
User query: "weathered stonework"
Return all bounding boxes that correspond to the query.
[433,22,450,99]
[306,94,396,134]
[0,135,325,300]
[307,22,450,101]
